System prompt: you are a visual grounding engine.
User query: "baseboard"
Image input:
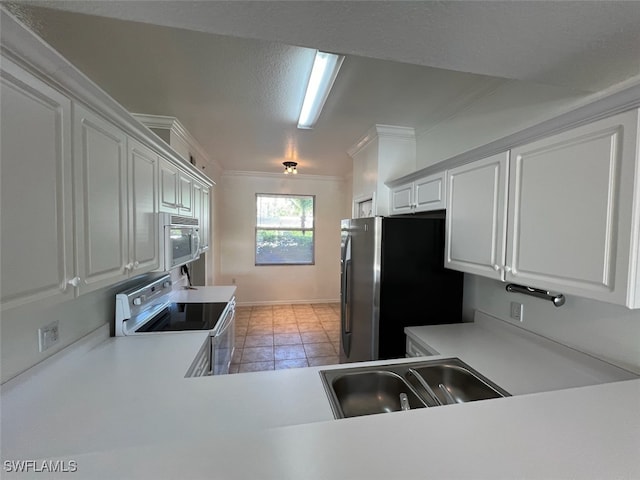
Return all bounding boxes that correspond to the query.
[236,299,340,307]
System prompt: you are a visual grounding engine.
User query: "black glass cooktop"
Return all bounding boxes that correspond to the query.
[136,302,228,333]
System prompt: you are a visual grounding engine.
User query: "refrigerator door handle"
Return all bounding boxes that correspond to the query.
[344,258,352,334]
[341,233,352,358]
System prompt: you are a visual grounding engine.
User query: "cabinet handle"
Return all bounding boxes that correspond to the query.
[493,265,501,272]
[67,276,81,288]
[504,266,512,273]
[133,261,140,269]
[125,262,134,272]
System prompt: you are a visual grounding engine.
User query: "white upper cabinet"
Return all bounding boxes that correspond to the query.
[0,56,75,309]
[506,109,640,307]
[201,186,210,251]
[128,138,160,273]
[74,106,162,294]
[390,171,446,215]
[445,152,509,280]
[192,180,210,252]
[178,170,194,216]
[159,158,180,213]
[445,109,640,308]
[159,158,194,216]
[73,103,129,292]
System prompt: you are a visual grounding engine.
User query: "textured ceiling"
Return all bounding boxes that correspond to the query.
[5,1,640,176]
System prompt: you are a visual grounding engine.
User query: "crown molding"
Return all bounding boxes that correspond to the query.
[131,113,222,172]
[347,124,415,158]
[0,8,214,187]
[222,170,345,182]
[386,77,640,188]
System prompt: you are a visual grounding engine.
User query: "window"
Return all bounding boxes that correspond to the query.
[255,194,315,265]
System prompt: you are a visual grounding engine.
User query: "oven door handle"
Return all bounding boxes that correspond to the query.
[214,305,235,337]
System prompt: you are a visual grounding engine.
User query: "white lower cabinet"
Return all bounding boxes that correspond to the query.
[390,171,446,215]
[445,152,509,280]
[0,56,75,309]
[405,336,433,358]
[445,109,640,308]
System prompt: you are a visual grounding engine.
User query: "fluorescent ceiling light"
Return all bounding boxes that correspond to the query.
[297,51,345,129]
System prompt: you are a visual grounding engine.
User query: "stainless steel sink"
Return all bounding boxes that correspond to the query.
[320,358,509,419]
[331,371,428,418]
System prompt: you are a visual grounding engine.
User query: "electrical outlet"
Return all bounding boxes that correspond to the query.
[38,320,59,352]
[510,302,524,322]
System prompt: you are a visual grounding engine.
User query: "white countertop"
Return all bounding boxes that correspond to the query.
[2,305,639,479]
[406,311,637,395]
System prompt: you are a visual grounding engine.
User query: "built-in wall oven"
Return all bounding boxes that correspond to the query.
[115,274,235,375]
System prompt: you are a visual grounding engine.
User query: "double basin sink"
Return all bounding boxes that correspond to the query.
[320,357,510,419]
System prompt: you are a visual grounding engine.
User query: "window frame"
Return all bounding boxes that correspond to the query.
[254,193,316,266]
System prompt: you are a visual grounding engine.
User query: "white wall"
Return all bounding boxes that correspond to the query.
[416,80,588,169]
[416,78,640,373]
[219,172,349,305]
[464,275,640,374]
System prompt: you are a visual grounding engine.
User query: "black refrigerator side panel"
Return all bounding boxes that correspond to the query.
[378,216,463,359]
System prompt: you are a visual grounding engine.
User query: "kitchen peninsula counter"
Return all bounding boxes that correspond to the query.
[2,313,639,479]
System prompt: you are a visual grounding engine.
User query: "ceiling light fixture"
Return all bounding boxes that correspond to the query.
[297,51,345,129]
[283,161,298,174]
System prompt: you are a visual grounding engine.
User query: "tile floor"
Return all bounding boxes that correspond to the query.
[231,303,341,373]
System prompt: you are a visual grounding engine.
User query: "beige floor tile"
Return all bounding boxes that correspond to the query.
[274,333,303,345]
[234,335,246,348]
[274,323,299,334]
[300,331,330,344]
[275,358,309,370]
[275,358,309,369]
[273,315,297,324]
[231,348,243,364]
[241,346,274,363]
[303,342,336,357]
[247,325,273,335]
[249,318,273,327]
[274,345,306,360]
[244,334,274,347]
[235,318,250,328]
[229,364,240,374]
[297,322,324,332]
[239,362,274,373]
[307,356,340,367]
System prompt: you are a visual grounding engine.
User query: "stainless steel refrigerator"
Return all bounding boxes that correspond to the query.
[340,214,463,363]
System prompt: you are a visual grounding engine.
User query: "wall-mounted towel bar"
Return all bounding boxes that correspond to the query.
[506,284,565,307]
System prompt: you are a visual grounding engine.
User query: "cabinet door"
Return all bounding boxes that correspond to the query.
[445,152,509,279]
[74,104,128,292]
[390,183,413,215]
[507,109,639,306]
[193,180,203,241]
[0,58,75,309]
[128,138,159,273]
[159,158,179,213]
[178,170,193,216]
[201,186,210,251]
[414,172,446,212]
